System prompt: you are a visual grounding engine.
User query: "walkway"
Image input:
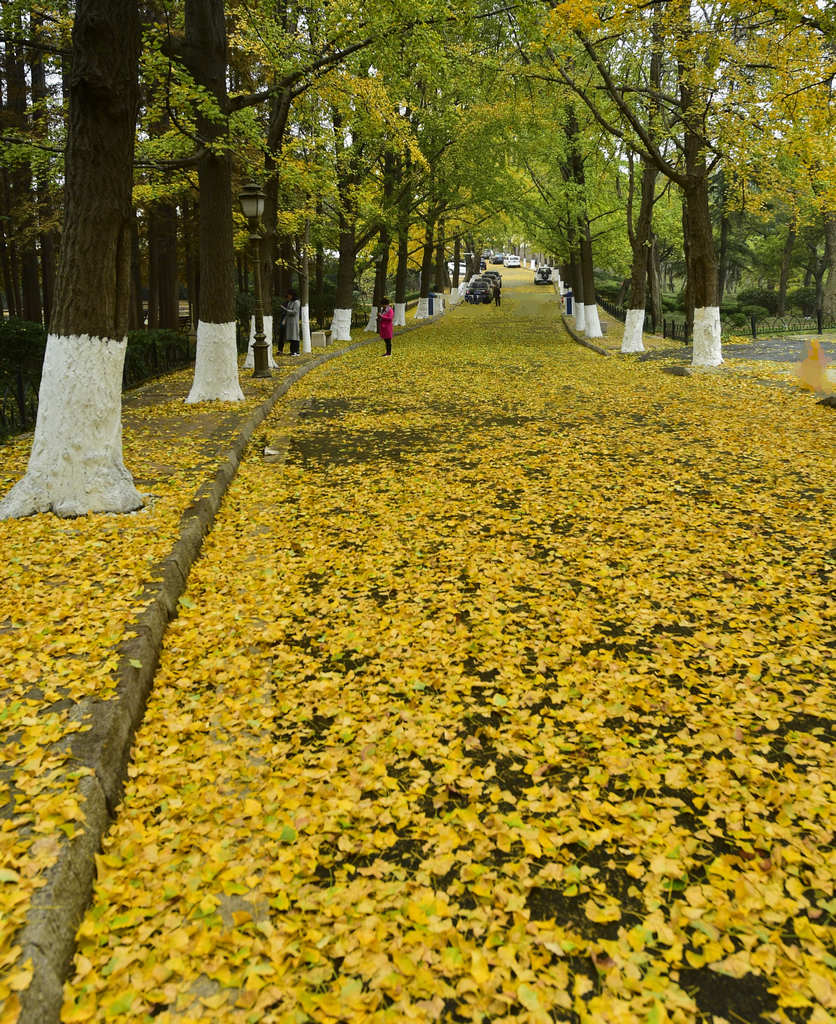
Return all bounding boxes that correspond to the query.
[10,277,836,1023]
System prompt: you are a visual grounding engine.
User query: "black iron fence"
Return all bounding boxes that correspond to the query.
[1,324,193,440]
[596,295,836,344]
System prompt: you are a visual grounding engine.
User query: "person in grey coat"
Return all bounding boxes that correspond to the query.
[281,290,301,355]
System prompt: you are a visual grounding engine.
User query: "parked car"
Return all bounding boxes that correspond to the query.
[504,254,521,268]
[534,266,552,285]
[490,253,505,264]
[447,261,468,276]
[483,270,503,287]
[466,280,492,303]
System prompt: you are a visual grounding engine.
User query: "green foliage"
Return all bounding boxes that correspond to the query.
[735,287,778,315]
[123,330,191,389]
[787,286,818,315]
[0,318,47,372]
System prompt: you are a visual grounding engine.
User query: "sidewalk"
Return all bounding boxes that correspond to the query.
[0,344,375,1022]
[3,286,835,1023]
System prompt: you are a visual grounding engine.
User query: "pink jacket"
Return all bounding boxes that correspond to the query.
[378,304,394,340]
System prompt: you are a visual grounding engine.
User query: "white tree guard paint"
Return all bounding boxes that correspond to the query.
[244,314,277,369]
[621,308,646,353]
[393,302,407,327]
[448,289,461,307]
[0,333,143,519]
[435,295,445,314]
[301,304,311,353]
[584,304,603,338]
[186,320,245,404]
[364,305,379,332]
[575,303,586,332]
[329,308,353,343]
[692,306,723,366]
[415,297,430,319]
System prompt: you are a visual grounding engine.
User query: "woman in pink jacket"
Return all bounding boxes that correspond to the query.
[378,296,394,356]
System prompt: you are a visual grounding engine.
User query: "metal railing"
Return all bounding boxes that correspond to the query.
[596,294,835,344]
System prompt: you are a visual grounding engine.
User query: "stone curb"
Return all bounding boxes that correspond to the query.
[15,336,376,1023]
[561,313,610,357]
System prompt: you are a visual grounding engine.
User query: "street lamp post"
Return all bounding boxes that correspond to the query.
[238,181,271,379]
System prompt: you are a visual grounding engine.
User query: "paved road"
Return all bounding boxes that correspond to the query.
[60,280,835,1023]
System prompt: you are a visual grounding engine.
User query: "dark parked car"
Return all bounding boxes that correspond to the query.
[490,253,505,265]
[483,270,502,287]
[466,280,492,303]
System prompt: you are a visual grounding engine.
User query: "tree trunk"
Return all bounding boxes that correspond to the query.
[623,155,656,352]
[580,222,602,337]
[129,210,143,330]
[31,17,57,327]
[0,0,142,519]
[821,216,836,317]
[776,217,797,317]
[416,215,434,318]
[434,218,446,293]
[184,0,243,402]
[453,236,461,289]
[647,234,662,334]
[394,225,408,326]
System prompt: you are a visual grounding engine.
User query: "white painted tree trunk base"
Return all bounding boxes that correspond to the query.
[692,306,723,366]
[187,321,245,403]
[393,303,407,327]
[583,304,602,338]
[243,315,277,369]
[364,306,379,332]
[415,297,430,319]
[435,295,445,314]
[0,333,143,519]
[329,308,352,343]
[449,289,461,307]
[575,303,586,332]
[301,305,311,353]
[621,308,646,352]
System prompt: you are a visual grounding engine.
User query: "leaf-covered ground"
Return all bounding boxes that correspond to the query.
[56,281,834,1023]
[0,360,307,1010]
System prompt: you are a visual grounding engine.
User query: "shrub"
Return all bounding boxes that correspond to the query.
[787,286,817,315]
[0,318,47,378]
[740,304,770,320]
[123,329,191,388]
[735,287,778,314]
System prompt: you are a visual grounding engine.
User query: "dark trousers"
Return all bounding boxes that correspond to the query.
[289,339,300,355]
[494,293,501,306]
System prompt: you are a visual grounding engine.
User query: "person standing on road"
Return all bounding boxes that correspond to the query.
[494,280,501,307]
[282,290,301,355]
[378,296,394,356]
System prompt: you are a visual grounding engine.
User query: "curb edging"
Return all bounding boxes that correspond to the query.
[561,313,610,357]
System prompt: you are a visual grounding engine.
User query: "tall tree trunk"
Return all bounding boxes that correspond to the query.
[1,0,142,520]
[776,217,797,317]
[393,224,409,326]
[129,210,143,330]
[453,236,461,289]
[820,216,836,317]
[434,218,446,293]
[31,15,57,327]
[184,0,243,402]
[647,234,662,334]
[416,214,434,319]
[623,153,657,352]
[7,29,43,323]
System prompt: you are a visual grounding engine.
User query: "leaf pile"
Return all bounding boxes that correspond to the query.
[0,365,286,1015]
[52,288,836,1021]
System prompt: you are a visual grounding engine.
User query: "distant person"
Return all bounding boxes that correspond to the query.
[378,296,394,356]
[281,290,301,355]
[494,280,501,307]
